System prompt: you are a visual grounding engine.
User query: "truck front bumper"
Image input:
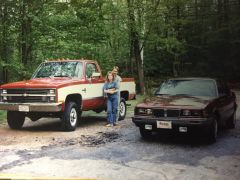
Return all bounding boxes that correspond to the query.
[0,102,63,112]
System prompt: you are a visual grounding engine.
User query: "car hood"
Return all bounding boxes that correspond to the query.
[137,95,215,109]
[0,77,85,89]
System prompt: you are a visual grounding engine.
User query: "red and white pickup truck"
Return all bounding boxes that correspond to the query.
[0,59,136,131]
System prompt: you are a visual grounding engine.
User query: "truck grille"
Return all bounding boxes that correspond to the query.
[153,109,180,117]
[1,88,56,103]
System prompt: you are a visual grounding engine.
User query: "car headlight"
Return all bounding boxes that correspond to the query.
[2,89,7,94]
[136,108,153,115]
[181,109,203,117]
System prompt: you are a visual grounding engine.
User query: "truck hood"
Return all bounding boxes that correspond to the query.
[138,95,215,109]
[0,77,84,89]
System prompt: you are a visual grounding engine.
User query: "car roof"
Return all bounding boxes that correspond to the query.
[168,77,216,81]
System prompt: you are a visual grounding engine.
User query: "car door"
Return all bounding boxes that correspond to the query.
[217,81,234,125]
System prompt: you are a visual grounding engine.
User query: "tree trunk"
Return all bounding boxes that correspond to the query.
[127,0,145,95]
[0,1,9,83]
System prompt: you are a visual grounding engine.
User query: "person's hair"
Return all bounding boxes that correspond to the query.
[113,66,119,72]
[105,71,115,82]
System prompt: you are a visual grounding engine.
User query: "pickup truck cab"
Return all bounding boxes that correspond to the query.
[0,59,136,131]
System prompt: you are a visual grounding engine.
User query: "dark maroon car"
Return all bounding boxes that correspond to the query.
[132,78,237,142]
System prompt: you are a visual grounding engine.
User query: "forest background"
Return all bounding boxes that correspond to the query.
[0,0,240,94]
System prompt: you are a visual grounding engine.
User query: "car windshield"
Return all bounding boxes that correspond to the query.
[155,79,217,97]
[32,61,83,79]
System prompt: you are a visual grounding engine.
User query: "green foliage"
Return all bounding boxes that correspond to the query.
[0,0,239,86]
[0,110,6,123]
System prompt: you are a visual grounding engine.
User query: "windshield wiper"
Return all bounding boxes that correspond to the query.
[155,93,171,96]
[175,94,193,96]
[53,75,72,78]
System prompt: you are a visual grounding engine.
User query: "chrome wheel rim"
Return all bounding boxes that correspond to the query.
[119,101,126,117]
[70,108,77,127]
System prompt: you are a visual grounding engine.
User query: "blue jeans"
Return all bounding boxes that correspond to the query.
[107,94,118,124]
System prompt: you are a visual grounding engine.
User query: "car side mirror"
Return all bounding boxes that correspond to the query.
[231,91,236,98]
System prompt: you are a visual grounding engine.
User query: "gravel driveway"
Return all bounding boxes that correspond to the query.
[0,92,240,180]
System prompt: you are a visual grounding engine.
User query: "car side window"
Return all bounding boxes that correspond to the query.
[86,63,98,78]
[217,82,230,97]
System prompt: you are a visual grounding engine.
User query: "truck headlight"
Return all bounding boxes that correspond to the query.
[49,89,55,94]
[0,89,2,102]
[2,89,7,94]
[49,96,55,102]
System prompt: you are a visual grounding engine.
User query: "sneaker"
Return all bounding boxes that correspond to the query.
[113,122,118,126]
[106,124,113,127]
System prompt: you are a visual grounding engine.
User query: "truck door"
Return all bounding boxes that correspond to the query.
[81,62,105,110]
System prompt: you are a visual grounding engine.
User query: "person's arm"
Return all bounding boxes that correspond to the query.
[108,82,118,94]
[103,83,110,94]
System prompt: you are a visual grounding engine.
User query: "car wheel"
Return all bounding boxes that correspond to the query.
[62,102,79,131]
[7,111,25,129]
[140,127,152,139]
[118,98,126,121]
[226,111,236,129]
[208,117,218,143]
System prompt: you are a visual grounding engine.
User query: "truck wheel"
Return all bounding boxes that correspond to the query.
[62,102,79,131]
[7,111,25,129]
[118,98,126,121]
[208,117,218,143]
[226,111,236,129]
[140,127,152,139]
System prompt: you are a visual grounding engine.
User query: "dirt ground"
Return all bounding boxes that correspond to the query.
[0,92,240,179]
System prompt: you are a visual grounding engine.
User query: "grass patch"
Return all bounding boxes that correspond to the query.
[0,110,6,123]
[127,94,146,112]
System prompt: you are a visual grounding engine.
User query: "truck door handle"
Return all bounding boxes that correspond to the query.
[82,88,87,93]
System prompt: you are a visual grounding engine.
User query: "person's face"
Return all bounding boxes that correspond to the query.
[112,70,118,75]
[108,73,113,81]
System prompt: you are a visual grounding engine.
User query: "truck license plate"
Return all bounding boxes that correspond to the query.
[19,105,29,112]
[157,121,172,129]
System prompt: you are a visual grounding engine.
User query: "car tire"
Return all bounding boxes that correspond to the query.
[7,111,25,129]
[118,98,127,121]
[140,127,152,139]
[208,116,218,143]
[62,102,79,131]
[226,111,236,129]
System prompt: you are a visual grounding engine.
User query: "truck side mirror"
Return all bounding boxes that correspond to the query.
[92,72,101,78]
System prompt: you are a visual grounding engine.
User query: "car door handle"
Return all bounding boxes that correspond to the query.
[82,88,87,93]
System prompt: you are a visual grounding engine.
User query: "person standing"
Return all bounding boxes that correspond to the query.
[112,66,122,123]
[103,71,119,127]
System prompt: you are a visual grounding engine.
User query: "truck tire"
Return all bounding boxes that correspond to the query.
[62,102,79,131]
[226,111,236,129]
[118,98,126,121]
[7,111,25,129]
[208,116,218,143]
[139,127,152,139]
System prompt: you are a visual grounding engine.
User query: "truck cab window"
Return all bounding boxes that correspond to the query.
[86,63,98,78]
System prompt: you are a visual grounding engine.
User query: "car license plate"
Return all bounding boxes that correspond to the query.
[145,124,152,130]
[157,121,172,129]
[19,105,29,112]
[179,127,187,132]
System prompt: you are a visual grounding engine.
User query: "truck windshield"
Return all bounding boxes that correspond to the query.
[155,79,217,97]
[32,61,83,79]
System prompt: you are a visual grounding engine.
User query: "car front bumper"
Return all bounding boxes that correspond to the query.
[132,115,214,132]
[0,102,63,112]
